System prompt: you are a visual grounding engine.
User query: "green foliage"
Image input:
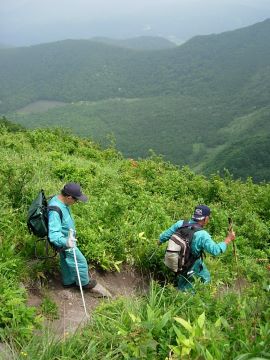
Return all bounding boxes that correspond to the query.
[0,116,25,132]
[0,275,42,341]
[170,312,224,359]
[13,282,270,359]
[1,20,270,113]
[1,19,270,181]
[0,127,269,356]
[7,97,270,182]
[0,126,269,271]
[40,296,59,320]
[203,133,270,183]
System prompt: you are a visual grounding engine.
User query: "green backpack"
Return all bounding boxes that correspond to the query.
[27,190,63,258]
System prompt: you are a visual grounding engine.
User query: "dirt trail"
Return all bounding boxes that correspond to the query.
[27,269,149,336]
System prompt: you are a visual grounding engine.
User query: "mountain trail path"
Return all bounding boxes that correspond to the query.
[26,268,149,337]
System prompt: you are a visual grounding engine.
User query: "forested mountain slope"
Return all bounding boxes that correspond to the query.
[1,19,269,112]
[91,36,177,50]
[198,107,270,181]
[1,19,270,181]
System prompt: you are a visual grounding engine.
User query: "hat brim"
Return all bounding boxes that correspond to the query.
[192,215,205,221]
[75,194,88,202]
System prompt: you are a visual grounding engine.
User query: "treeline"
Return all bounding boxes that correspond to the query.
[1,20,270,182]
[0,19,270,114]
[8,99,270,182]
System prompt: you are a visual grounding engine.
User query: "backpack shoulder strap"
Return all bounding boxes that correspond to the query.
[47,205,63,222]
[180,221,202,230]
[191,223,202,233]
[179,221,190,229]
[175,222,202,243]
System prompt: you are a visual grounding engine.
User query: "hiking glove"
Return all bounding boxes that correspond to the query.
[66,229,77,248]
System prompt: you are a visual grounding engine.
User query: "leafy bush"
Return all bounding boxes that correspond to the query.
[0,126,268,357]
[0,276,42,341]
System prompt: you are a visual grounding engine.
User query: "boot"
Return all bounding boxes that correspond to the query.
[82,279,97,289]
[91,283,113,298]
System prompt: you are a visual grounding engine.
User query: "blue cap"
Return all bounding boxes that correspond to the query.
[63,182,88,202]
[192,205,211,220]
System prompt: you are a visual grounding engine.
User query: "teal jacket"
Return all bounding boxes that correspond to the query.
[160,219,227,288]
[159,219,227,258]
[48,196,75,248]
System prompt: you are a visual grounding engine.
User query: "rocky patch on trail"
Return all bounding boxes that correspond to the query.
[27,269,149,336]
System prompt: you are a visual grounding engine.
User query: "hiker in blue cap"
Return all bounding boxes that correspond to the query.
[159,205,235,291]
[48,182,97,290]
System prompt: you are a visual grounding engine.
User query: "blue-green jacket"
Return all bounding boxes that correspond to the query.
[159,219,227,256]
[159,219,227,287]
[48,196,75,248]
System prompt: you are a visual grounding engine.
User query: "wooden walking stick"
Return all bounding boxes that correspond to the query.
[228,217,238,266]
[228,217,243,293]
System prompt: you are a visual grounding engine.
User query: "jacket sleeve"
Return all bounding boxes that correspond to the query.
[48,211,67,248]
[195,230,227,256]
[159,220,183,243]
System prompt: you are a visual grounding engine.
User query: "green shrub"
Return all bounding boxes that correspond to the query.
[0,127,268,357]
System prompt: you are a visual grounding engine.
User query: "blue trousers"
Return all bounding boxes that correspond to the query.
[60,247,91,287]
[178,259,210,291]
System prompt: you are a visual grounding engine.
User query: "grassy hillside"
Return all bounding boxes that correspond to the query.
[1,19,270,181]
[0,121,269,358]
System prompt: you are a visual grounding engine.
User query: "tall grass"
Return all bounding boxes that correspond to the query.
[6,282,270,360]
[0,125,269,358]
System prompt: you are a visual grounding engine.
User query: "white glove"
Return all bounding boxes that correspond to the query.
[66,229,77,248]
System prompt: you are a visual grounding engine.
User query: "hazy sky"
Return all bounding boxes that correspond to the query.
[1,0,270,46]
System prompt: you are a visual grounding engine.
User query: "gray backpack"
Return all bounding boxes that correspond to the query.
[164,222,202,274]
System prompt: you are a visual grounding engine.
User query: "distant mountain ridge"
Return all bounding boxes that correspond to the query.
[91,36,177,50]
[0,43,13,49]
[1,19,269,112]
[1,19,270,181]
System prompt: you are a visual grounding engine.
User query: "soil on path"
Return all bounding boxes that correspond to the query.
[27,268,149,336]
